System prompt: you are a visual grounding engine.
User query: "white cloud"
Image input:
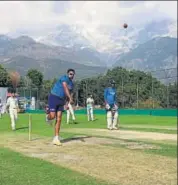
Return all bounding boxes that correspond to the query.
[145,1,177,20]
[59,1,177,26]
[0,1,59,34]
[0,1,177,40]
[55,1,177,51]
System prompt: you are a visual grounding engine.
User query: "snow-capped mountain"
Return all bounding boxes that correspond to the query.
[134,19,177,44]
[0,35,107,79]
[114,37,177,71]
[36,19,177,66]
[37,24,93,49]
[1,18,176,79]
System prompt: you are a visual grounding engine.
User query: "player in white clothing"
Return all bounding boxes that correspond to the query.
[66,102,76,124]
[6,92,19,130]
[86,94,94,121]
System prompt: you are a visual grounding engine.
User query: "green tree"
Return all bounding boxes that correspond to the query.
[27,69,43,87]
[76,67,176,109]
[39,80,53,101]
[167,82,177,108]
[0,65,9,87]
[19,66,176,109]
[18,76,25,87]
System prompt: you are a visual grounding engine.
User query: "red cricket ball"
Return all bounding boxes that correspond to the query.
[123,23,128,29]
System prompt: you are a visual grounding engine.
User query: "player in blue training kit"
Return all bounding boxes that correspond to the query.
[104,79,119,130]
[46,69,75,146]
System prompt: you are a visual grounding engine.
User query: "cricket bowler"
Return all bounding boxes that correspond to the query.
[46,69,75,146]
[86,94,94,121]
[6,91,19,130]
[104,79,119,130]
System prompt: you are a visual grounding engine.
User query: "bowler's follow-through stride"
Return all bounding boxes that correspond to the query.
[46,69,75,146]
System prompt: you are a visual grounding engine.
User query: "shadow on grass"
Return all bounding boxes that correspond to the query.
[62,136,92,143]
[87,119,98,122]
[72,121,79,124]
[29,136,92,143]
[16,127,29,130]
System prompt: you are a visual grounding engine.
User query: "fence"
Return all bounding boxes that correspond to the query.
[26,109,177,117]
[150,68,177,109]
[76,68,177,109]
[15,87,45,110]
[13,68,177,110]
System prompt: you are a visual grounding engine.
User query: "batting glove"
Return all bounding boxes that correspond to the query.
[114,104,118,110]
[105,104,110,110]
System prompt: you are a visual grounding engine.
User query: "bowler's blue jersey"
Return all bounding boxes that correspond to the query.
[51,75,74,99]
[104,87,117,105]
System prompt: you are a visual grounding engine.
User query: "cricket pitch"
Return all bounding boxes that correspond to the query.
[0,130,177,185]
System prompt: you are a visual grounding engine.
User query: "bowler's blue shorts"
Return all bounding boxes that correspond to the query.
[48,94,65,112]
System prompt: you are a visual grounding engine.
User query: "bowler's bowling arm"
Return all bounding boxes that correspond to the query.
[62,82,72,101]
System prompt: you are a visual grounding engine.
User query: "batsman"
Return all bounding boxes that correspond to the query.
[104,79,119,130]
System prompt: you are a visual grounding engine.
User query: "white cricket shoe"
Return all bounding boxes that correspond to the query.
[12,127,16,131]
[107,127,113,131]
[52,137,62,146]
[113,127,119,130]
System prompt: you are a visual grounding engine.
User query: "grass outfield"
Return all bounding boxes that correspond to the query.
[0,113,177,136]
[0,147,111,185]
[0,113,177,185]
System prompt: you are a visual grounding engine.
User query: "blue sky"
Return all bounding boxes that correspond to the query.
[0,1,177,36]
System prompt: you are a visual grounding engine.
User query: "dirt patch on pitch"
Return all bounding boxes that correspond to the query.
[63,128,177,142]
[0,134,177,185]
[122,125,177,130]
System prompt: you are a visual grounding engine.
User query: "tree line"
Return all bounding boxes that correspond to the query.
[0,65,177,109]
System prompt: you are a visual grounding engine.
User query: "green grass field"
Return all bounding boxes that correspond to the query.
[0,113,177,185]
[0,147,110,185]
[0,114,177,135]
